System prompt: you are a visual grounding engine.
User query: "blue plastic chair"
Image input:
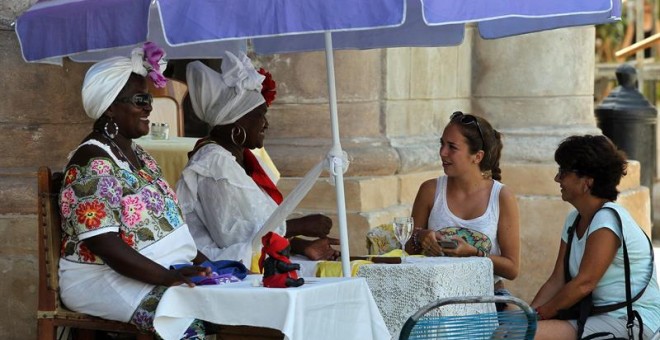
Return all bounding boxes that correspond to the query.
[399,296,537,340]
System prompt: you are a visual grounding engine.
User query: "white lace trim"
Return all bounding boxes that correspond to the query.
[67,138,134,171]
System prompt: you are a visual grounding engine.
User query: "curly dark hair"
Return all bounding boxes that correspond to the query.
[449,112,504,181]
[554,135,628,200]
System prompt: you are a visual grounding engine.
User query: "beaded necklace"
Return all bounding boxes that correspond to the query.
[97,130,142,172]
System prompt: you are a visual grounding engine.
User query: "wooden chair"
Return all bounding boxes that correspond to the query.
[148,78,188,137]
[151,97,181,137]
[366,223,399,255]
[398,295,537,340]
[37,166,153,340]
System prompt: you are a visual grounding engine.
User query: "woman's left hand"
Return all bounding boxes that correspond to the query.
[440,237,476,257]
[534,305,555,320]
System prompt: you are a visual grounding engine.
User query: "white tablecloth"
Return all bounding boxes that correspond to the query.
[357,257,494,337]
[153,275,390,340]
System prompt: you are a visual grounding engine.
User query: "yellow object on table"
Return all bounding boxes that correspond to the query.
[316,260,373,277]
[315,249,419,277]
[137,136,280,187]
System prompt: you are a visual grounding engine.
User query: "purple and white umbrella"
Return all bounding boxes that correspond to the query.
[16,0,620,62]
[15,0,622,277]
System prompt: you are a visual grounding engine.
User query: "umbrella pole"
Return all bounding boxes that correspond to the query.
[324,32,351,278]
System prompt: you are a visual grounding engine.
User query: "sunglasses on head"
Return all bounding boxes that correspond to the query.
[451,111,485,149]
[114,93,153,107]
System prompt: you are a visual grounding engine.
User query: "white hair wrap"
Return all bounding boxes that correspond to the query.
[186,51,265,126]
[82,45,168,120]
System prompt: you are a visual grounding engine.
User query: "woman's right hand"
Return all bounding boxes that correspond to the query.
[286,214,333,238]
[84,233,208,288]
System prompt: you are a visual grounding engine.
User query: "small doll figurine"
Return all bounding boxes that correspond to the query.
[259,232,305,288]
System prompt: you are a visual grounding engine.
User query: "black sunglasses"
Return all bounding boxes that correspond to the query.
[451,111,485,150]
[114,93,153,107]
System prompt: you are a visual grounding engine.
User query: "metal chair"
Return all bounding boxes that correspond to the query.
[37,166,153,339]
[399,295,537,340]
[650,328,660,340]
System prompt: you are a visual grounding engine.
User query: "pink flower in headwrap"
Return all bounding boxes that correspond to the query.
[148,71,167,88]
[142,41,167,88]
[143,42,164,72]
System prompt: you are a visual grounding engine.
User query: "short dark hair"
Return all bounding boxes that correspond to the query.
[554,135,627,200]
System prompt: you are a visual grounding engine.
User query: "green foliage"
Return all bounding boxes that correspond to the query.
[596,21,626,45]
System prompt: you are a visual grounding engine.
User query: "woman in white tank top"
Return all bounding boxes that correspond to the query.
[407,112,521,305]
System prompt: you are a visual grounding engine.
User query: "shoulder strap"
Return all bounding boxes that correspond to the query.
[563,214,581,283]
[595,206,652,339]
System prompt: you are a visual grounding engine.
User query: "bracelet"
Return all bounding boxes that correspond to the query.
[411,230,422,254]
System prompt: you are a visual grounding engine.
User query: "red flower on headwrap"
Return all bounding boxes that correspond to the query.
[258,68,277,107]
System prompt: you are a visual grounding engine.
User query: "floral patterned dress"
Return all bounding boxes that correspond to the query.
[58,139,198,324]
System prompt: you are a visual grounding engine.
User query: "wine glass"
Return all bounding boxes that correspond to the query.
[393,217,414,260]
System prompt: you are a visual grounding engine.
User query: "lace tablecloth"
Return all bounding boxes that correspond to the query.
[153,275,390,340]
[357,257,494,337]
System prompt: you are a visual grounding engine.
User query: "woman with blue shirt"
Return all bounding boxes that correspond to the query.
[532,135,660,339]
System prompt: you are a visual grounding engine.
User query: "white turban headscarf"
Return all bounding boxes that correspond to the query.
[82,44,168,120]
[186,51,265,127]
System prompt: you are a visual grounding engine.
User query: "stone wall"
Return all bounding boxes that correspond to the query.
[0,28,91,338]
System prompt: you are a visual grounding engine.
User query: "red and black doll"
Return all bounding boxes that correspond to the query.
[259,232,305,288]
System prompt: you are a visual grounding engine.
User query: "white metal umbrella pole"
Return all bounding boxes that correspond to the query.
[324,32,351,278]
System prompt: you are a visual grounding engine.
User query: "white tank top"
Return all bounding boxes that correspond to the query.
[427,175,503,257]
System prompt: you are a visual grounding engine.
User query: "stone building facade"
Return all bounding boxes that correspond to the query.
[0,1,652,338]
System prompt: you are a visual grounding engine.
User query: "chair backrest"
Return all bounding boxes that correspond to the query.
[148,78,188,137]
[37,166,63,313]
[399,295,537,340]
[366,223,400,255]
[150,97,181,137]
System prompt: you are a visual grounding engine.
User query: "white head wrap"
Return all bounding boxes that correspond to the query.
[186,51,265,126]
[81,45,168,120]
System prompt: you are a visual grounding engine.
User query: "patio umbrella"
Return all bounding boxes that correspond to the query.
[15,0,622,277]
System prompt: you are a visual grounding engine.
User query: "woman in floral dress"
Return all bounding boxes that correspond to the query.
[58,43,211,338]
